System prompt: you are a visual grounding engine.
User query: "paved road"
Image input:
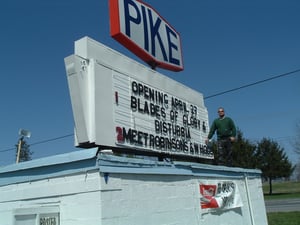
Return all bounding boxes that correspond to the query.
[265,198,300,212]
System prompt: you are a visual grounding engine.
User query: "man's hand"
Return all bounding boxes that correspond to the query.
[230,137,235,142]
[205,138,209,145]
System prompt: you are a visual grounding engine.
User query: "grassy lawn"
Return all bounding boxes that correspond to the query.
[263,181,300,224]
[263,181,300,200]
[267,212,300,225]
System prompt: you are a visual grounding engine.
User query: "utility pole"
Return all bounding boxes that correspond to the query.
[16,129,31,163]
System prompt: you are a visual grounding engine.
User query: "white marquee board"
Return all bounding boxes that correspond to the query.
[65,37,212,159]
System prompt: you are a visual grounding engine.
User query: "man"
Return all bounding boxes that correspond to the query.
[206,107,236,166]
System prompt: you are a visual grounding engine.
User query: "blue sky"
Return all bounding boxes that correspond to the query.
[0,0,299,166]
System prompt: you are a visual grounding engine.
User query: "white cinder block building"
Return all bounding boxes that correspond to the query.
[0,148,268,225]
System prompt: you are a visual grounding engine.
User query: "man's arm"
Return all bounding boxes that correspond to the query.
[206,120,216,143]
[229,118,236,141]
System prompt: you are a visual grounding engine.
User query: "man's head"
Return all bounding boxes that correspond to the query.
[218,107,225,118]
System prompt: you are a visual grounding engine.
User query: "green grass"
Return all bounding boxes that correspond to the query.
[263,181,300,225]
[264,192,300,200]
[267,212,300,225]
[263,181,300,200]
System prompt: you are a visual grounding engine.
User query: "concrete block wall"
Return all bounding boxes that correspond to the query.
[0,170,103,225]
[99,172,267,225]
[0,150,268,225]
[100,173,200,225]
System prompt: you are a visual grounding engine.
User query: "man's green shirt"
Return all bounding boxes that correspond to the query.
[208,117,236,140]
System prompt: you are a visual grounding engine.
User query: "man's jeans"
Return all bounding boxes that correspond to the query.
[217,138,233,166]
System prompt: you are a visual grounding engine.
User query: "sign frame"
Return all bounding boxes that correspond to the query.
[65,37,211,160]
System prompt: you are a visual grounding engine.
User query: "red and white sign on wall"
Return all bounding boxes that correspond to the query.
[109,0,184,71]
[199,181,243,213]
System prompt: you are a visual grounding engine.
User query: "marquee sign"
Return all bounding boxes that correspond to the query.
[109,0,184,71]
[64,37,212,159]
[114,74,210,157]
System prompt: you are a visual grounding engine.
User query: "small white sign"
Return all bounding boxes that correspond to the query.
[39,214,59,225]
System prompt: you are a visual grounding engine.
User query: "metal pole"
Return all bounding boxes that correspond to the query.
[16,137,23,163]
[244,174,255,225]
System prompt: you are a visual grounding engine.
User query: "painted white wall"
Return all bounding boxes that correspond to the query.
[100,173,200,225]
[99,172,267,225]
[0,170,102,224]
[0,152,268,225]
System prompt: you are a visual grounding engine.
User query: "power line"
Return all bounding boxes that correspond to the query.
[1,69,299,154]
[204,68,300,99]
[30,134,74,147]
[0,133,74,153]
[249,135,295,142]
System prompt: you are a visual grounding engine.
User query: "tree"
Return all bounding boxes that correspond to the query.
[294,162,300,181]
[293,121,300,155]
[232,129,257,168]
[207,129,257,167]
[15,138,33,162]
[209,129,258,168]
[255,138,294,195]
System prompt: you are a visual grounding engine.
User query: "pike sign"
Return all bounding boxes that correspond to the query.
[110,0,184,71]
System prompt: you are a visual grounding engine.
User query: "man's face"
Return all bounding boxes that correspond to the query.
[218,109,225,118]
